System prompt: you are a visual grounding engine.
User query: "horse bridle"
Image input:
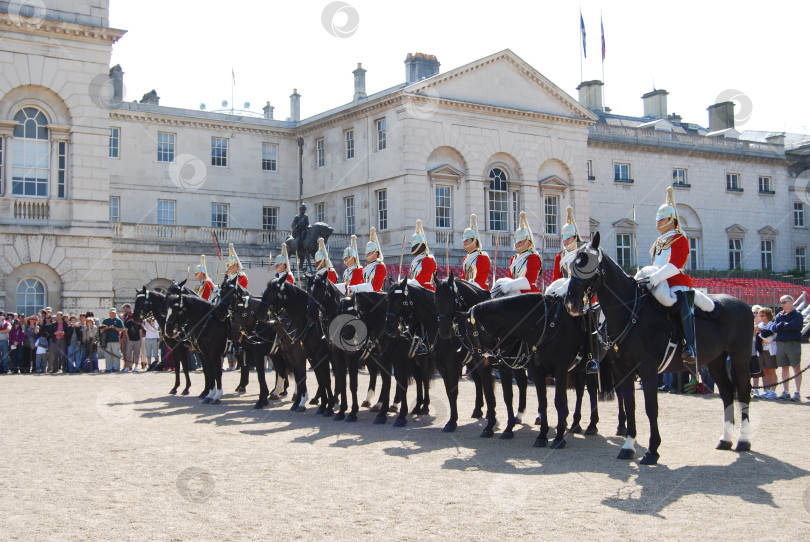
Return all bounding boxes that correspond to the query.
[386,285,428,357]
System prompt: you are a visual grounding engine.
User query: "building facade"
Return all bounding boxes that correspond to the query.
[0,1,806,315]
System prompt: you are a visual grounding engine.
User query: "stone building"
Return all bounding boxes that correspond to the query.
[0,0,806,314]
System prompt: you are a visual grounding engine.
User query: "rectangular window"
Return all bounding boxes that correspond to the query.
[616,233,633,268]
[794,202,805,227]
[157,132,175,163]
[614,163,631,181]
[796,247,807,272]
[57,141,66,199]
[376,119,386,151]
[211,137,228,167]
[729,238,742,270]
[345,196,355,234]
[758,175,773,194]
[345,129,354,160]
[11,135,48,197]
[262,207,278,230]
[0,138,3,188]
[315,203,325,223]
[377,189,388,230]
[434,186,451,229]
[157,199,175,225]
[544,195,558,235]
[761,239,773,270]
[489,191,508,232]
[109,127,120,159]
[689,237,699,271]
[211,203,229,228]
[109,196,119,223]
[316,138,325,168]
[673,168,688,186]
[512,192,520,231]
[726,173,741,191]
[586,159,594,180]
[262,143,277,171]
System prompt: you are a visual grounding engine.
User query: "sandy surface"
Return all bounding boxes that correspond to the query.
[2,352,810,541]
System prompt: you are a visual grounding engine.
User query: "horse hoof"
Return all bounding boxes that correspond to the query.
[550,439,566,449]
[616,426,627,437]
[388,405,399,413]
[393,418,407,428]
[181,390,189,396]
[316,406,325,415]
[361,400,371,408]
[346,413,357,422]
[201,397,212,404]
[617,448,635,460]
[640,452,660,465]
[309,397,319,405]
[584,425,598,436]
[735,441,751,453]
[234,386,246,394]
[268,394,281,401]
[369,405,380,412]
[570,424,582,434]
[280,391,288,397]
[253,401,265,410]
[442,421,457,433]
[410,407,421,416]
[373,414,387,425]
[420,406,430,415]
[480,429,494,438]
[533,437,548,448]
[198,392,208,399]
[500,430,514,440]
[333,413,345,421]
[471,409,483,419]
[534,417,542,426]
[716,440,733,451]
[324,409,334,417]
[169,389,177,395]
[211,399,221,405]
[296,406,306,413]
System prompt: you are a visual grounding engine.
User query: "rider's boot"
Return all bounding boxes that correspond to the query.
[676,290,696,363]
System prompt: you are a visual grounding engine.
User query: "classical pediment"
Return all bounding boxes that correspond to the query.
[589,217,600,230]
[427,164,465,183]
[538,175,569,190]
[612,218,638,229]
[758,225,779,237]
[405,49,598,122]
[725,224,747,236]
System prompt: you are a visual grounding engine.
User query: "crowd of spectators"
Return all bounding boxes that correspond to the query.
[752,295,804,401]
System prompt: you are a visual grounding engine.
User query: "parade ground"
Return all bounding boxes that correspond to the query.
[2,355,810,541]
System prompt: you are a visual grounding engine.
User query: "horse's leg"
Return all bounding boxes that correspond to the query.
[515,368,528,424]
[499,365,517,439]
[236,348,249,393]
[550,367,570,449]
[639,374,661,465]
[477,360,497,438]
[529,363,544,425]
[292,354,308,412]
[470,363,484,419]
[170,345,180,395]
[364,362,378,408]
[729,350,753,452]
[211,353,224,405]
[393,353,409,427]
[533,367,550,447]
[439,353,460,432]
[585,371,599,435]
[571,371,585,434]
[420,354,432,415]
[707,356,738,451]
[181,347,191,395]
[346,356,359,422]
[333,355,347,421]
[616,377,637,459]
[411,356,424,415]
[373,357,392,424]
[254,349,269,409]
[201,355,215,403]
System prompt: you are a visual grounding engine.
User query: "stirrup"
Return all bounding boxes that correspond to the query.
[681,346,696,363]
[585,359,599,375]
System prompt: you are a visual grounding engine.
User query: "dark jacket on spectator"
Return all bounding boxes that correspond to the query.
[65,325,83,345]
[41,321,57,340]
[774,309,803,342]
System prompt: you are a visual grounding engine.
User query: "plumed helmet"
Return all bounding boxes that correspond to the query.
[561,206,580,242]
[366,227,382,258]
[274,243,289,267]
[315,237,332,267]
[462,214,480,244]
[656,186,680,229]
[226,243,242,270]
[410,219,428,251]
[195,254,208,276]
[514,211,534,250]
[343,235,359,261]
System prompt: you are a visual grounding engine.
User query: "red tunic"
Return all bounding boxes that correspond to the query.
[227,273,248,289]
[552,252,564,282]
[364,261,387,292]
[651,232,693,288]
[508,251,542,293]
[275,272,295,285]
[327,269,337,284]
[462,250,490,290]
[199,279,214,301]
[343,266,364,286]
[411,254,437,291]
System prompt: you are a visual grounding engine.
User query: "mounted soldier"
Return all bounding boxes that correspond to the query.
[408,219,437,290]
[285,203,333,273]
[461,214,490,290]
[337,235,364,294]
[273,244,296,285]
[225,244,248,289]
[291,203,309,242]
[193,254,214,301]
[352,227,387,293]
[492,211,541,297]
[314,237,337,284]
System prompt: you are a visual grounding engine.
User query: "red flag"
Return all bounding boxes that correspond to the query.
[601,16,606,61]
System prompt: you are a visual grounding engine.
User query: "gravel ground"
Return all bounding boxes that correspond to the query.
[2,352,810,541]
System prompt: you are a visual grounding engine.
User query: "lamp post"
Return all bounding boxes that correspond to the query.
[297,137,304,207]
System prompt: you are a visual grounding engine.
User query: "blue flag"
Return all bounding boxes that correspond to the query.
[580,11,587,58]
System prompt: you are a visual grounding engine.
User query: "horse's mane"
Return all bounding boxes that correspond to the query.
[472,293,551,330]
[437,277,490,307]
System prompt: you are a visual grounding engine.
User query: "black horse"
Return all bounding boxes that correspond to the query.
[133,283,194,396]
[215,277,291,409]
[564,232,754,464]
[164,290,229,404]
[285,223,334,274]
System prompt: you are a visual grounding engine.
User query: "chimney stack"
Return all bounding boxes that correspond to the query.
[642,89,668,119]
[707,101,735,131]
[263,101,274,120]
[765,133,785,146]
[405,53,440,84]
[109,64,124,104]
[290,89,300,122]
[353,62,367,102]
[576,80,604,111]
[139,89,159,105]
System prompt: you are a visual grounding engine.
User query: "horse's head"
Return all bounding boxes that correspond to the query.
[261,274,288,315]
[230,286,260,336]
[434,271,459,340]
[164,293,184,338]
[306,271,328,325]
[565,231,603,317]
[133,286,149,324]
[384,278,412,337]
[213,276,239,322]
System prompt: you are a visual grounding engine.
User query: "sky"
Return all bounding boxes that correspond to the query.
[109,0,809,135]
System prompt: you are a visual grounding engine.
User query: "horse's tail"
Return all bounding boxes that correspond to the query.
[598,351,616,401]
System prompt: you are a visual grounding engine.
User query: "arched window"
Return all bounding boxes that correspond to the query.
[16,278,46,316]
[12,107,49,197]
[488,167,509,231]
